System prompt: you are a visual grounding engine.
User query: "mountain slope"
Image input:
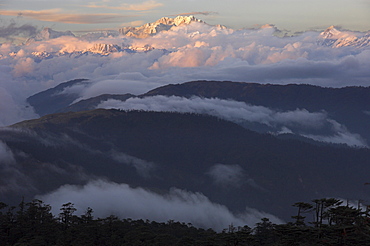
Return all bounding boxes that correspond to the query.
[142,80,370,144]
[318,26,370,48]
[27,80,370,146]
[27,79,90,116]
[2,109,370,220]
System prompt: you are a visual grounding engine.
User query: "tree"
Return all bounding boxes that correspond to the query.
[312,198,342,227]
[292,202,313,226]
[59,202,77,228]
[254,218,276,245]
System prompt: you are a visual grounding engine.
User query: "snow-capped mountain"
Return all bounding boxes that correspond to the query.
[119,15,207,38]
[318,26,370,48]
[4,17,370,65]
[88,43,122,54]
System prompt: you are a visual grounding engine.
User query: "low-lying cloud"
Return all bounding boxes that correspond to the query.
[206,164,245,188]
[0,140,15,163]
[38,179,283,231]
[97,95,367,147]
[98,96,326,128]
[111,151,156,178]
[206,163,266,191]
[303,120,367,148]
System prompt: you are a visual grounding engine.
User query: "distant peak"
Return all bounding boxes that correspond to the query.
[260,24,275,29]
[119,15,206,38]
[321,26,341,38]
[173,15,204,26]
[153,15,204,27]
[33,28,75,41]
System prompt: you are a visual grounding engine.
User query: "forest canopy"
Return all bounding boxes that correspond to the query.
[1,198,370,245]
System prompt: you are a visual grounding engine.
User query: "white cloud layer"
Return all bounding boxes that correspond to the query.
[97,95,368,147]
[37,179,283,231]
[0,22,369,127]
[98,96,326,128]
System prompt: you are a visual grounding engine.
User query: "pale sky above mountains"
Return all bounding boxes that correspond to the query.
[1,0,369,33]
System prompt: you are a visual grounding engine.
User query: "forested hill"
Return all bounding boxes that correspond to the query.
[27,80,370,145]
[144,81,370,112]
[145,81,370,142]
[2,109,370,220]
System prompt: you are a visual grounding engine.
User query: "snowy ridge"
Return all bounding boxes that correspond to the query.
[318,26,370,48]
[88,43,122,54]
[119,15,207,38]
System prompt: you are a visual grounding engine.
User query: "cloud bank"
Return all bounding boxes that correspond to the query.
[0,21,369,126]
[97,95,368,147]
[38,179,283,231]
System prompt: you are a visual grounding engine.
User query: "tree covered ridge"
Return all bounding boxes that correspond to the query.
[1,198,370,245]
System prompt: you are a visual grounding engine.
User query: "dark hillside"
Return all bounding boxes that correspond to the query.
[27,79,90,116]
[2,109,370,220]
[144,81,369,112]
[143,81,370,142]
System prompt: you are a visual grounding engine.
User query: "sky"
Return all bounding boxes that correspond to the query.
[1,0,370,33]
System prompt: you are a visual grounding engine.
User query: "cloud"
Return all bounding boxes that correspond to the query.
[0,87,38,126]
[0,22,38,40]
[0,22,370,127]
[206,163,266,191]
[303,120,368,148]
[97,96,327,129]
[85,0,163,11]
[97,96,367,147]
[1,9,130,24]
[0,140,15,163]
[175,11,219,16]
[206,164,245,188]
[111,151,156,178]
[37,179,283,231]
[0,139,37,195]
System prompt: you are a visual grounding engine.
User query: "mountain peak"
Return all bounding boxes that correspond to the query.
[318,26,370,48]
[119,15,205,38]
[173,15,204,26]
[26,27,75,44]
[88,43,122,54]
[320,26,341,39]
[36,27,75,40]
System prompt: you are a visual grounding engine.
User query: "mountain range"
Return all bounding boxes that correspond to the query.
[1,15,370,227]
[119,16,209,38]
[14,16,370,61]
[0,79,369,224]
[27,80,370,147]
[2,108,370,221]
